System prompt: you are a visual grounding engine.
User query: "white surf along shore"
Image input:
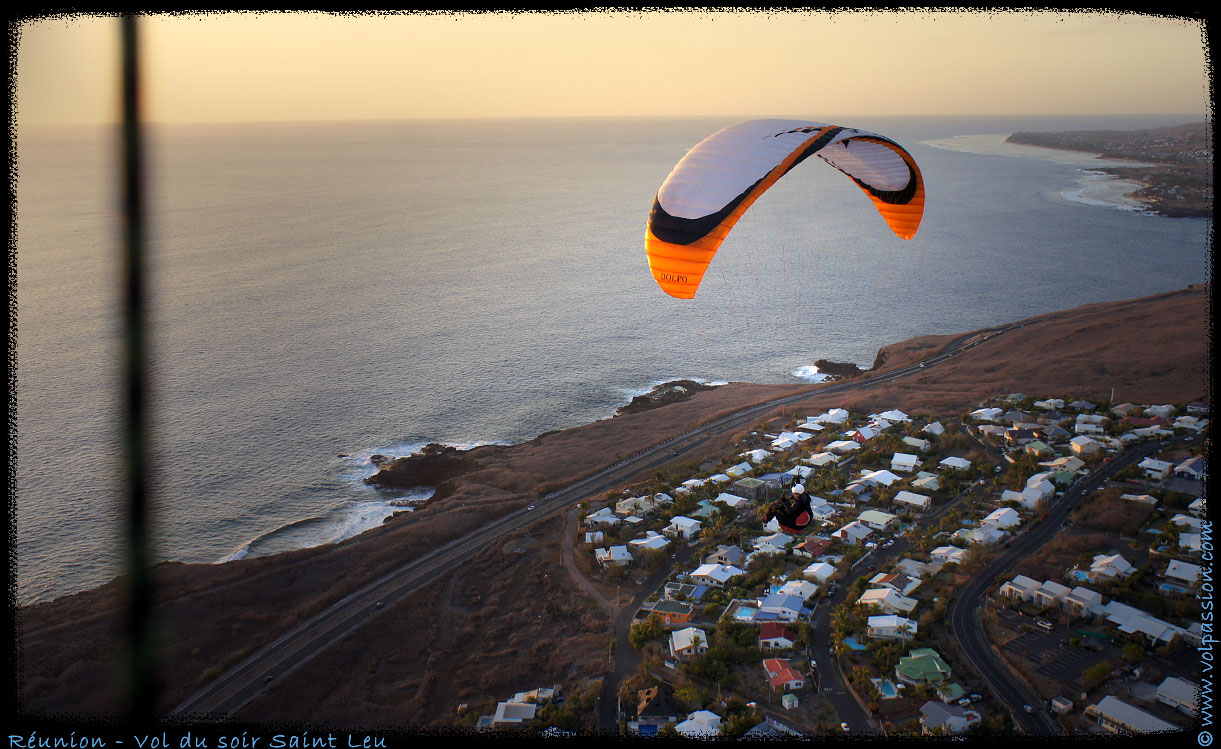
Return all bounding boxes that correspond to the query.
[922,133,1157,214]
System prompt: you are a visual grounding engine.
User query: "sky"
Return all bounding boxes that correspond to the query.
[14,9,1211,126]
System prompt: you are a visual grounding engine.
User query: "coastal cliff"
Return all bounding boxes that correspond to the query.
[17,284,1210,725]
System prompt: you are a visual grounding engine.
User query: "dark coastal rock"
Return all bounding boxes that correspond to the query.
[812,359,863,378]
[363,443,483,492]
[615,379,720,416]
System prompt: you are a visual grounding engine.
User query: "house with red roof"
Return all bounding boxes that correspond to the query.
[762,658,805,692]
[758,622,796,650]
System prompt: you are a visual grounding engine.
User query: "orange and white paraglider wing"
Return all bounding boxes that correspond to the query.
[644,119,925,299]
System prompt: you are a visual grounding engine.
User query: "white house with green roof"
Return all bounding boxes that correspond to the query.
[895,648,952,686]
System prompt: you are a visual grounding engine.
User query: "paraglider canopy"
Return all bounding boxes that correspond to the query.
[645,119,926,299]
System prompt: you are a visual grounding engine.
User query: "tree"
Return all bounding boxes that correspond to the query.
[1121,642,1146,664]
[629,614,666,649]
[1082,661,1112,690]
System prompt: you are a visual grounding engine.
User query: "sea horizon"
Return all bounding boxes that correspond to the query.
[15,113,1211,605]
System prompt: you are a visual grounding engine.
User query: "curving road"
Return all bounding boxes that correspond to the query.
[172,321,1023,720]
[946,434,1193,734]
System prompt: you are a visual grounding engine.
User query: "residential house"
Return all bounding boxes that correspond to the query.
[629,531,671,553]
[922,421,946,437]
[595,546,633,567]
[1034,398,1065,410]
[999,574,1042,603]
[891,452,919,473]
[489,701,537,728]
[812,408,850,424]
[663,582,706,602]
[982,507,1021,530]
[725,461,754,478]
[1101,600,1186,646]
[759,622,797,650]
[1084,696,1178,734]
[793,537,831,560]
[1074,414,1106,434]
[802,561,837,584]
[805,451,838,467]
[969,407,1003,422]
[629,685,682,736]
[1175,457,1206,481]
[1063,586,1105,617]
[753,531,795,556]
[825,440,861,454]
[930,546,968,565]
[670,626,710,658]
[763,658,805,692]
[858,509,899,531]
[895,648,952,685]
[857,588,918,615]
[757,592,807,622]
[1084,553,1136,581]
[1032,580,1072,609]
[832,521,873,545]
[741,449,771,465]
[1137,458,1173,482]
[894,490,932,513]
[1069,435,1102,456]
[1164,559,1203,585]
[911,475,941,492]
[712,491,750,509]
[938,456,972,472]
[648,599,695,626]
[706,544,746,566]
[852,425,881,443]
[919,701,981,735]
[1172,415,1208,432]
[777,579,819,601]
[1157,676,1199,716]
[870,572,921,596]
[585,507,621,527]
[876,409,911,424]
[862,468,903,487]
[903,436,931,453]
[1120,493,1159,506]
[867,614,918,640]
[665,515,702,540]
[1024,440,1053,457]
[896,557,937,578]
[1040,455,1085,473]
[733,477,765,499]
[674,710,723,738]
[1006,427,1041,446]
[689,563,747,588]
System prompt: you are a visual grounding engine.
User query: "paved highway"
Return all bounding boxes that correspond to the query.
[172,321,1023,719]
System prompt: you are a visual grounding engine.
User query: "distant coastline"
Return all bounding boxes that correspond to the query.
[1006,122,1211,218]
[922,133,1155,213]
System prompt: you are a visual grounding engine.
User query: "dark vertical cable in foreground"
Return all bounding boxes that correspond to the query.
[120,13,157,722]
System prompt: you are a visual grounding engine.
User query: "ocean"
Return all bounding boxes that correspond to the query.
[14,114,1210,605]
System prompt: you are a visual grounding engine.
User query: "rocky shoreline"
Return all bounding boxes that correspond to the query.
[1006,122,1211,218]
[16,285,1209,724]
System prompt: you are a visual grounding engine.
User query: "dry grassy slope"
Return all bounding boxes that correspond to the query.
[17,284,1210,721]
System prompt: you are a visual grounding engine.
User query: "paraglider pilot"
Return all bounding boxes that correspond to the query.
[765,482,813,534]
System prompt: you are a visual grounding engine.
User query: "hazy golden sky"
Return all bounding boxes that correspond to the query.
[16,10,1210,126]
